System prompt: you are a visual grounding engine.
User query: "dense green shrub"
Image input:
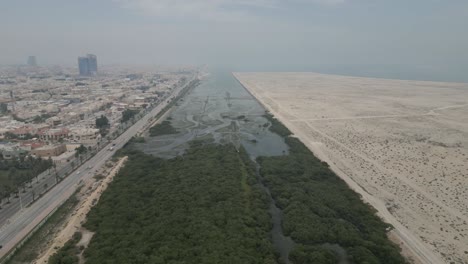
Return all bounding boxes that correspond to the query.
[83,143,277,264]
[258,115,407,264]
[48,232,82,264]
[149,120,178,137]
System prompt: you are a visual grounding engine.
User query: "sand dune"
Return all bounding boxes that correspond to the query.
[234,72,468,264]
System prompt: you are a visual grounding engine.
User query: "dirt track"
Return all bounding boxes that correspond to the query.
[34,157,128,264]
[235,72,468,264]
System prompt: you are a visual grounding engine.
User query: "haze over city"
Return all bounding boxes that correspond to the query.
[1,0,468,82]
[1,1,468,264]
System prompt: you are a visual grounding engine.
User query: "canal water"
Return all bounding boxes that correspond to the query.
[133,71,289,159]
[131,71,295,263]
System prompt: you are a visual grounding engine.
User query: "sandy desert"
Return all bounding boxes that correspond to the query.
[234,72,468,264]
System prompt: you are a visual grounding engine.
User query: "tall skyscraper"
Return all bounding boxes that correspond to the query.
[77,54,98,76]
[87,54,97,74]
[78,56,89,76]
[27,56,37,66]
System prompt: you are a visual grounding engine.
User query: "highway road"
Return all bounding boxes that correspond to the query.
[0,106,148,226]
[0,74,197,260]
[0,151,94,225]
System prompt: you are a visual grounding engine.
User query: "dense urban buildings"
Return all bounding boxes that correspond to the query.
[0,63,193,194]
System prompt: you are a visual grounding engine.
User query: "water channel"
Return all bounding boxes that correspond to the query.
[131,71,295,263]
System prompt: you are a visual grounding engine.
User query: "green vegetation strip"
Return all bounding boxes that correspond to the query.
[5,193,79,264]
[121,109,140,123]
[81,142,277,263]
[48,231,82,264]
[149,121,178,137]
[129,136,146,143]
[260,114,406,264]
[264,113,292,138]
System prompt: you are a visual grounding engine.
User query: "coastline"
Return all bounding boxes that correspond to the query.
[232,72,444,264]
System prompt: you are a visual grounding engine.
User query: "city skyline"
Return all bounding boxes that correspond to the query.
[0,0,467,82]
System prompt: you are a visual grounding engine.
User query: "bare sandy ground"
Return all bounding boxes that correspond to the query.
[234,72,468,264]
[34,157,128,264]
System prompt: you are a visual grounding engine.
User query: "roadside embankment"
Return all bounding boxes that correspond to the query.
[34,157,128,264]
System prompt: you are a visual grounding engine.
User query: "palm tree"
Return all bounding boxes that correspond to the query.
[55,169,60,184]
[27,172,34,185]
[0,186,4,208]
[26,155,34,168]
[28,156,40,183]
[47,157,53,174]
[4,186,12,204]
[53,161,57,176]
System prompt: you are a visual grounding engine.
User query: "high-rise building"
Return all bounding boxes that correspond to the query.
[27,56,37,66]
[87,54,97,74]
[78,56,89,76]
[77,54,98,76]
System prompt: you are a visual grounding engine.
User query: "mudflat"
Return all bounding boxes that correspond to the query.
[234,72,468,264]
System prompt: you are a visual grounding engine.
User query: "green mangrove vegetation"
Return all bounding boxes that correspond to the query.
[50,108,406,264]
[81,142,277,264]
[149,120,178,137]
[263,113,292,138]
[48,231,82,264]
[128,136,146,143]
[259,114,406,264]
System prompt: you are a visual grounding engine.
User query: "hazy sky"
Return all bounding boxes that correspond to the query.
[1,0,467,81]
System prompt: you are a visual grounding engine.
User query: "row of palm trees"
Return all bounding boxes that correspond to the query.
[0,155,54,208]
